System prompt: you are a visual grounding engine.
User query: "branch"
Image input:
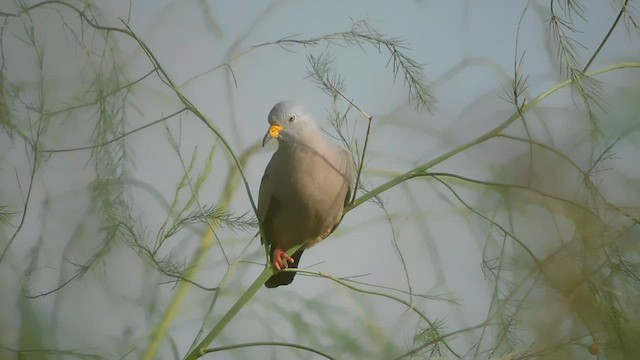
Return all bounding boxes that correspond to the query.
[346,62,640,212]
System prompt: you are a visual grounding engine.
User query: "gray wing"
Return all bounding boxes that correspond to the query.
[257,160,277,246]
[260,157,303,288]
[325,147,356,236]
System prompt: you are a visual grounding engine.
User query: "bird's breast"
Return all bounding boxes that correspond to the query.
[271,146,348,245]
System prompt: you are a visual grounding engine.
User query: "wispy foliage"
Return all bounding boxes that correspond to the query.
[274,19,436,112]
[412,317,447,358]
[164,205,257,240]
[0,205,15,227]
[547,0,607,118]
[548,0,586,74]
[0,73,18,137]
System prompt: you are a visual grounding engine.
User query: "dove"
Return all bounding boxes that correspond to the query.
[258,100,355,288]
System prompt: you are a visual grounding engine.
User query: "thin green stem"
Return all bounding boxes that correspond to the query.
[184,244,303,360]
[425,172,597,217]
[583,0,629,72]
[186,234,259,353]
[43,107,188,153]
[346,62,640,212]
[122,22,259,218]
[143,242,211,360]
[202,341,334,359]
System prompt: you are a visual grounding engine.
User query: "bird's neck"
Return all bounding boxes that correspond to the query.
[280,127,327,152]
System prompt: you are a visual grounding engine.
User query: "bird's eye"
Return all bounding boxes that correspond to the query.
[288,114,297,123]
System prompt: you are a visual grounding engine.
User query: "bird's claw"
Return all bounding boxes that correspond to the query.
[273,248,295,271]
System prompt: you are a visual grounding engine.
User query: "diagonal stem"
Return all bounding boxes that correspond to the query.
[184,244,303,360]
[346,62,640,212]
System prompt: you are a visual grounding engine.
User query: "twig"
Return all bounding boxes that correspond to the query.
[202,342,334,359]
[583,0,629,72]
[184,244,304,360]
[325,81,372,204]
[346,62,640,212]
[42,107,188,153]
[287,268,462,359]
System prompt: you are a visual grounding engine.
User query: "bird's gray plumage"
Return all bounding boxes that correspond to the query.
[258,100,355,288]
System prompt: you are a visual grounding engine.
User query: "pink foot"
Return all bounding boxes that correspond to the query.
[273,248,295,271]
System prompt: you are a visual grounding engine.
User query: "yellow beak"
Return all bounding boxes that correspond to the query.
[262,124,284,146]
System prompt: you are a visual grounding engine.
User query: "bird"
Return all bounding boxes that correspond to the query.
[258,100,356,288]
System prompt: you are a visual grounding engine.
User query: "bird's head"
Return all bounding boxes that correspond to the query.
[262,100,316,147]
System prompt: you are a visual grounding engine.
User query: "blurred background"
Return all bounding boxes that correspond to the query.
[1,0,639,359]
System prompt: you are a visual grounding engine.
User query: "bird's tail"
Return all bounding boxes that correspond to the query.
[265,248,304,288]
